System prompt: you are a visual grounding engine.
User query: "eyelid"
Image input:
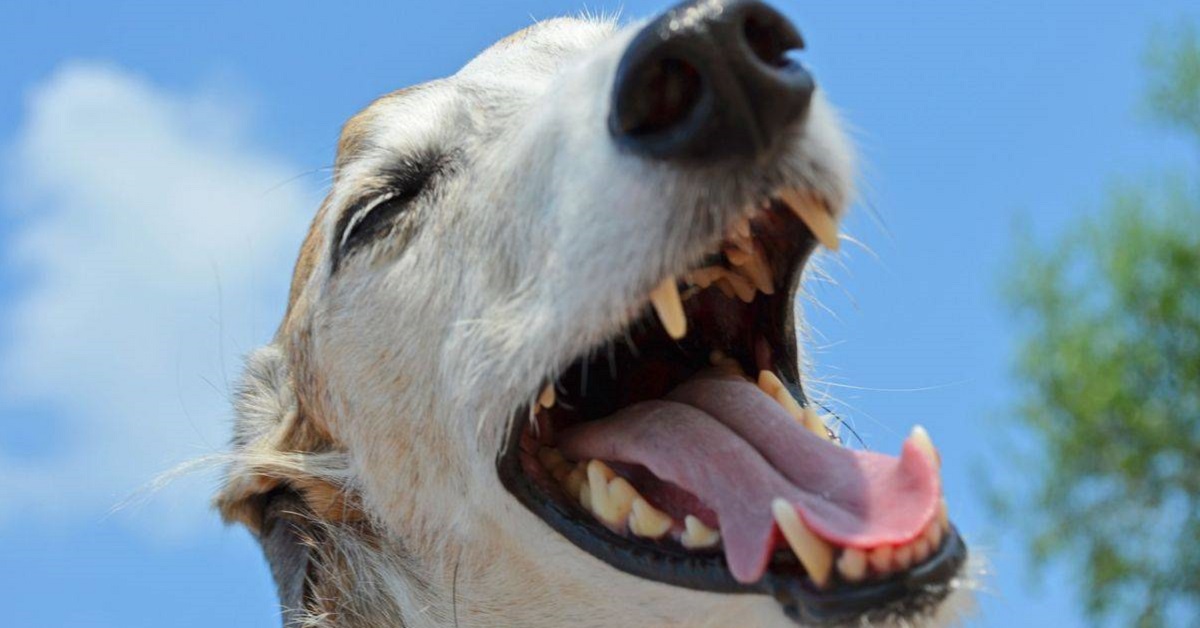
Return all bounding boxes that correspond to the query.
[339,190,400,251]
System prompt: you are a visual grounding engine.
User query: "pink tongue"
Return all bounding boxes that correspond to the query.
[558,372,940,584]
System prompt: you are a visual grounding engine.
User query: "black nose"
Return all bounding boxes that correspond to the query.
[610,0,815,162]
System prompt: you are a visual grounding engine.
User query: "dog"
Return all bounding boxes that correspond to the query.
[216,1,970,626]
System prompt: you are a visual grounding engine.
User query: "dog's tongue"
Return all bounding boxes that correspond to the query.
[558,371,940,584]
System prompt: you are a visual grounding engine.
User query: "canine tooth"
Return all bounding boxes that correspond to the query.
[937,499,950,532]
[681,515,720,549]
[907,425,939,469]
[893,544,914,570]
[538,383,556,409]
[837,548,868,583]
[780,189,839,251]
[771,498,834,588]
[649,277,687,339]
[868,545,893,574]
[537,447,566,472]
[629,498,673,539]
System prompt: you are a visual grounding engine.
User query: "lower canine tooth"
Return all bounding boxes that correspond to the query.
[938,499,950,532]
[681,515,720,549]
[629,498,673,539]
[771,498,834,588]
[837,548,868,583]
[649,277,687,340]
[908,425,939,469]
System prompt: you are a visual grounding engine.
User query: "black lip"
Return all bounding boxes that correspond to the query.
[495,203,967,624]
[498,413,967,625]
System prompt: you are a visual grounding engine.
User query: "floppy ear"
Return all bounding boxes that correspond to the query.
[216,344,364,626]
[215,343,360,534]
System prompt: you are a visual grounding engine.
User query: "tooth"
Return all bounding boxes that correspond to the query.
[727,242,775,295]
[908,425,939,469]
[868,545,893,574]
[760,372,830,442]
[681,515,720,549]
[771,498,834,588]
[912,538,932,563]
[685,267,720,289]
[629,498,673,539]
[538,383,556,409]
[709,350,742,375]
[588,461,635,529]
[537,447,566,472]
[780,189,839,251]
[837,548,868,583]
[721,272,756,303]
[801,406,832,441]
[893,544,914,570]
[937,499,950,532]
[564,464,586,499]
[924,521,943,552]
[649,277,687,339]
[757,370,785,397]
[724,246,752,266]
[713,277,738,299]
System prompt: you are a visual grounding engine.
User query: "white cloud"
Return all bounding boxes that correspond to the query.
[0,62,316,537]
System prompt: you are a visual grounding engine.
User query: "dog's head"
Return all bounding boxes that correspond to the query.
[217,2,969,626]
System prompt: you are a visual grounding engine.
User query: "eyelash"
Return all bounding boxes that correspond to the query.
[339,190,402,251]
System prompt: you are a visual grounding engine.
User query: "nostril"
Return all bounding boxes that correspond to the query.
[615,57,704,138]
[742,9,804,69]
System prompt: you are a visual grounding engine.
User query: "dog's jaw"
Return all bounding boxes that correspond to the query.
[216,12,967,628]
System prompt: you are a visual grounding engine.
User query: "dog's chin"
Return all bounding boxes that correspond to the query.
[496,190,967,626]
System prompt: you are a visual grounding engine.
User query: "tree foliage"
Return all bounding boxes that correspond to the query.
[1001,26,1200,627]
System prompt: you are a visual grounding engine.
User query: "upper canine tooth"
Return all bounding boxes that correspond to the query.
[907,425,939,469]
[771,498,834,588]
[537,383,556,409]
[629,498,673,539]
[779,189,840,251]
[649,277,687,339]
[681,515,720,549]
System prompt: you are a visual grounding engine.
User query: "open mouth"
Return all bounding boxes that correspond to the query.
[497,190,966,625]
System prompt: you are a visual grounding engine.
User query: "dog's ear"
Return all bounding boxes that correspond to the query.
[216,343,359,534]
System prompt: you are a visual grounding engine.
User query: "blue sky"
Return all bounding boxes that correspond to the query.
[2,1,1197,626]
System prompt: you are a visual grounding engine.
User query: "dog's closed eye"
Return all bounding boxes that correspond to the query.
[334,159,442,268]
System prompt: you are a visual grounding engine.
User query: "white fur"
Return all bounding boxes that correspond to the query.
[217,14,968,628]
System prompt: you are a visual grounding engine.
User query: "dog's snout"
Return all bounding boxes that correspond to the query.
[609,0,815,162]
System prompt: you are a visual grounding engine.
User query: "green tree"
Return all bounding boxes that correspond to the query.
[999,26,1200,627]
